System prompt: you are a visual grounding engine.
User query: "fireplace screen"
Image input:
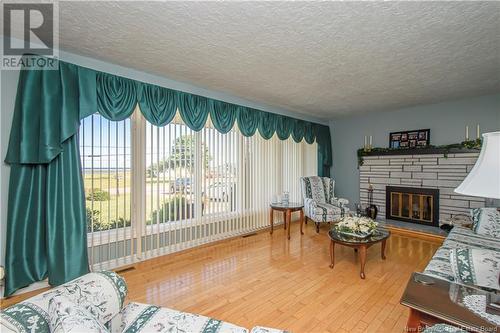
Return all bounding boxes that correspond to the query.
[386,186,439,226]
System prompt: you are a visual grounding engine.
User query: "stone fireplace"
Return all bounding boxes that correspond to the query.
[359,149,485,226]
[385,186,439,226]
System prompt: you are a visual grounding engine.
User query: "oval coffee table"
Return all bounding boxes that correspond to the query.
[328,227,390,279]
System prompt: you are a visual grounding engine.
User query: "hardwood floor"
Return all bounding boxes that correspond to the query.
[1,222,442,332]
[122,223,441,332]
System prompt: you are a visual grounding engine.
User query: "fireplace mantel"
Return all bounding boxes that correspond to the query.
[361,147,480,157]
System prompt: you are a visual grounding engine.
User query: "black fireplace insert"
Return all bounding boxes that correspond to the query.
[385,186,439,227]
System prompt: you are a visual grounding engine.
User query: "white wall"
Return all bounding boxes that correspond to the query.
[0,40,324,269]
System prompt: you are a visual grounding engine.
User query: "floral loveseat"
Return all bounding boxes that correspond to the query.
[0,271,287,333]
[299,176,349,233]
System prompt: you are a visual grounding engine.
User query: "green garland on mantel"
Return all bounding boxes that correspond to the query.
[357,139,482,167]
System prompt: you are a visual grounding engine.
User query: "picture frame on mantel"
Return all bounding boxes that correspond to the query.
[389,129,430,149]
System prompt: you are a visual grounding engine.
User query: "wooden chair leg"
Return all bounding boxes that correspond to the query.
[316,223,320,233]
[304,216,308,225]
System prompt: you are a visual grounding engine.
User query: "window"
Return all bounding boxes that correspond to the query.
[81,110,317,270]
[79,114,133,269]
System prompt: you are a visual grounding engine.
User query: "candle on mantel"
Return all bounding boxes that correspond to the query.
[369,135,373,147]
[477,124,480,139]
[364,136,367,149]
[466,125,469,140]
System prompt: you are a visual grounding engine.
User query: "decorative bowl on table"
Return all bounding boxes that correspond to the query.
[335,216,378,238]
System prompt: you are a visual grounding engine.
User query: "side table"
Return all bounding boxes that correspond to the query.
[269,202,304,240]
[400,272,497,332]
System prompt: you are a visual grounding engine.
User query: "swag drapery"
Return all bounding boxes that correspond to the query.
[4,57,332,296]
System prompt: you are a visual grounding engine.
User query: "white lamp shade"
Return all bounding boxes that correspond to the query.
[455,131,500,199]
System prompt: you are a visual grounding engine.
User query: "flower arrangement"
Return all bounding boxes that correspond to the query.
[335,216,378,237]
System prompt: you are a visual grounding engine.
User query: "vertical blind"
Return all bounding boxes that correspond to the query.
[80,109,317,271]
[80,114,133,270]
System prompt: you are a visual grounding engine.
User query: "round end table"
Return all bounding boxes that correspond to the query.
[269,202,304,240]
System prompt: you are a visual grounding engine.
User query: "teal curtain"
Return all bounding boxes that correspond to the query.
[291,119,305,142]
[276,115,292,140]
[97,72,137,121]
[304,122,315,144]
[46,135,88,285]
[177,92,210,131]
[137,83,177,126]
[209,100,237,133]
[236,107,259,136]
[4,60,95,296]
[314,124,332,177]
[258,112,277,139]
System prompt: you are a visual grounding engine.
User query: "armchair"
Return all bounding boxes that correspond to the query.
[300,176,349,233]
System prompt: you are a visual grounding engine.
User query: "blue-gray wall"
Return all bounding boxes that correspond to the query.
[329,94,500,205]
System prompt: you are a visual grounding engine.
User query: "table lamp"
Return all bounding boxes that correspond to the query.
[455,131,500,201]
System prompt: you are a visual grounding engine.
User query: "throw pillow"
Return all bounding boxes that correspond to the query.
[470,208,500,238]
[49,295,109,333]
[449,248,500,291]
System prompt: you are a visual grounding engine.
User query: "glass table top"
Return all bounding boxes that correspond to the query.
[269,202,304,209]
[329,227,390,244]
[401,272,496,331]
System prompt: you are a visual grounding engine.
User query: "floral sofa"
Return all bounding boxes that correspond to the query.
[423,208,500,291]
[419,208,500,330]
[299,176,349,232]
[0,271,288,333]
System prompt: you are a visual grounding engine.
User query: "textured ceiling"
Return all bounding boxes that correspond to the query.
[31,2,500,118]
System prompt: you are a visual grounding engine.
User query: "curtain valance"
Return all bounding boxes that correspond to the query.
[5,62,96,164]
[138,81,177,127]
[97,72,137,121]
[6,57,332,166]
